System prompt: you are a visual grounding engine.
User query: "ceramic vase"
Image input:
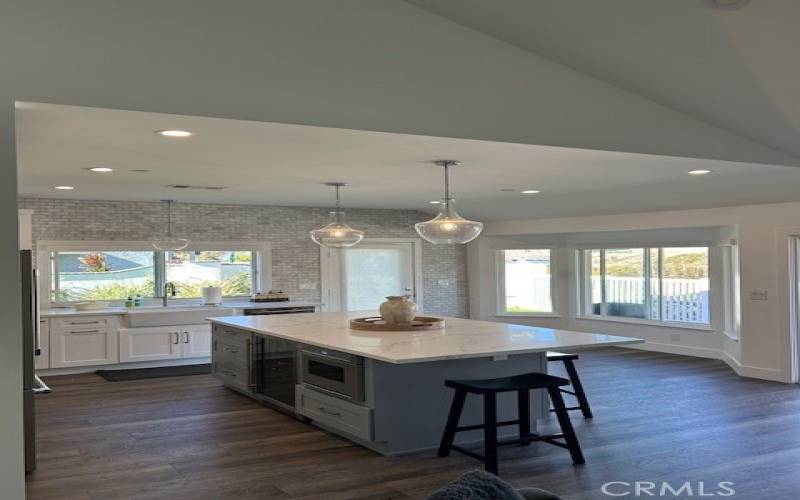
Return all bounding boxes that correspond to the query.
[379,295,417,324]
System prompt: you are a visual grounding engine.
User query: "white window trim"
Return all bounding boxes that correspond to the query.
[320,238,423,313]
[575,246,712,329]
[37,240,271,308]
[495,248,558,318]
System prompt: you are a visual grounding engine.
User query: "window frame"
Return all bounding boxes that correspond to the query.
[38,240,271,308]
[576,245,712,329]
[495,248,559,318]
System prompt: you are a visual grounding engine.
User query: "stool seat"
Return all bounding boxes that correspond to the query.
[446,372,569,393]
[546,351,578,361]
[438,371,585,475]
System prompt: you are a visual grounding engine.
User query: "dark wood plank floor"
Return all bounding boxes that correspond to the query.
[26,348,800,499]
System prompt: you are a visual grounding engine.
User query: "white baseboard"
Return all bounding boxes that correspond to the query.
[37,357,210,377]
[621,342,790,383]
[621,341,723,360]
[721,351,788,383]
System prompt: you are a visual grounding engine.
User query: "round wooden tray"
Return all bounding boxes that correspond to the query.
[349,316,445,331]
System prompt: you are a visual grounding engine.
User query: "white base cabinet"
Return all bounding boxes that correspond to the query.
[50,315,120,368]
[119,323,212,363]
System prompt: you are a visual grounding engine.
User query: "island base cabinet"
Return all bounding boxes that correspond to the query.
[50,316,120,368]
[296,385,373,441]
[120,324,212,363]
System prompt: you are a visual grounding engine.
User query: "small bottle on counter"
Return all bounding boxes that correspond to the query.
[124,296,134,309]
[134,294,143,307]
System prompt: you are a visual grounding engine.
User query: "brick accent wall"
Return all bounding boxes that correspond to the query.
[19,198,468,317]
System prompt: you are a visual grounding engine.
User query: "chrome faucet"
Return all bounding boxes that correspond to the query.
[163,282,176,307]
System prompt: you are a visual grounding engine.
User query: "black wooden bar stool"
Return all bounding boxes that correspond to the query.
[437,372,585,475]
[547,351,593,419]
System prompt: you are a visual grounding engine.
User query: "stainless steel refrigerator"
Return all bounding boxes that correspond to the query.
[21,249,50,473]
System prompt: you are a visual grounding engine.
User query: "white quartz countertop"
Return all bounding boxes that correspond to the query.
[208,311,643,364]
[41,301,320,318]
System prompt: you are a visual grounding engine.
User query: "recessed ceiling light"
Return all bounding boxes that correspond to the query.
[429,200,441,204]
[520,189,541,194]
[87,167,113,173]
[155,129,193,138]
[53,185,74,190]
[688,169,712,175]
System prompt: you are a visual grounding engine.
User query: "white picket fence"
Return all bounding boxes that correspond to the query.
[506,274,709,323]
[590,276,709,323]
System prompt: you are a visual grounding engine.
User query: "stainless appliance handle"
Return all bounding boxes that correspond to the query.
[32,375,51,394]
[301,350,356,366]
[32,269,41,356]
[246,338,256,389]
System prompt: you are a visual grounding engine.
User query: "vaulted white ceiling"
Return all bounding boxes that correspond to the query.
[406,0,800,160]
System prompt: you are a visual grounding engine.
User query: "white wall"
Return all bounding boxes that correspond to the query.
[2,2,798,495]
[470,201,800,383]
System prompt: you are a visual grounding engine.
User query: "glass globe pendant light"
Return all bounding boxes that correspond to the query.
[415,160,483,244]
[310,182,365,248]
[151,199,190,251]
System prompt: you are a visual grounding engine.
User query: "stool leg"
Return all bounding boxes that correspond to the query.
[517,389,531,446]
[548,386,585,465]
[564,359,593,419]
[483,392,498,475]
[438,389,467,457]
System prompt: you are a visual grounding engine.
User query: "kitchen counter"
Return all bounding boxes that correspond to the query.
[209,311,642,455]
[209,311,642,364]
[41,301,321,318]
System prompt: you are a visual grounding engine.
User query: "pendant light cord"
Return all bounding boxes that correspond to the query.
[443,161,453,210]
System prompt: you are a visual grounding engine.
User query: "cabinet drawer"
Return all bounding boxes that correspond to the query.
[53,316,117,332]
[213,360,251,392]
[296,385,373,441]
[212,324,251,348]
[212,337,250,365]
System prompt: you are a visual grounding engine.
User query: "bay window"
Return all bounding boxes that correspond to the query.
[580,246,710,325]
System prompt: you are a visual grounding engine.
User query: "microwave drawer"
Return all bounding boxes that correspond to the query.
[212,324,252,348]
[296,385,372,441]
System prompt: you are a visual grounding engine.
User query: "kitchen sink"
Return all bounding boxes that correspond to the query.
[126,305,234,327]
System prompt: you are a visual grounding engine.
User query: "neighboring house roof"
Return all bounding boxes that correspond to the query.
[58,253,145,273]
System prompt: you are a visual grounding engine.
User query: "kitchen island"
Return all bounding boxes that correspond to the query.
[209,311,642,455]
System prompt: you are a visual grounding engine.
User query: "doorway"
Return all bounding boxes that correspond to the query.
[321,239,422,312]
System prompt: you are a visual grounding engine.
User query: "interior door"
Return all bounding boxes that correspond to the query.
[339,242,416,312]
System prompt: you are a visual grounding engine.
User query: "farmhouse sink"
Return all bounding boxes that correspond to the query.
[126,305,234,327]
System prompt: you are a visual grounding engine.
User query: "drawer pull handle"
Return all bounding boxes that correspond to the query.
[69,320,101,325]
[224,346,239,354]
[318,407,341,417]
[68,329,100,334]
[173,332,180,345]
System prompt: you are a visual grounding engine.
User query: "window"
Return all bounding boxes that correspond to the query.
[498,249,554,315]
[45,242,266,304]
[51,251,157,302]
[581,246,710,325]
[165,250,254,298]
[721,245,740,339]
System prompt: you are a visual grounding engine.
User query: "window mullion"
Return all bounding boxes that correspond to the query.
[600,249,607,316]
[155,251,165,297]
[658,247,664,322]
